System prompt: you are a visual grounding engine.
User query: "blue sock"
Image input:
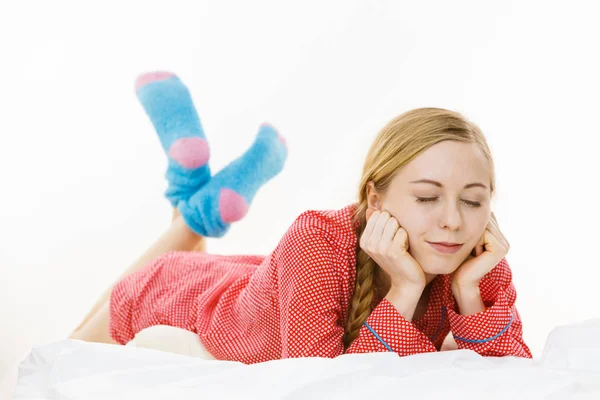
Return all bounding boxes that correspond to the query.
[178,123,287,237]
[135,72,211,206]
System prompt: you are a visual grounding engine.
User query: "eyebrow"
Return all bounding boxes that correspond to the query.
[409,179,488,190]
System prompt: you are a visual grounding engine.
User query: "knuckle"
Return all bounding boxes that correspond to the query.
[359,238,366,250]
[386,249,398,260]
[397,227,407,238]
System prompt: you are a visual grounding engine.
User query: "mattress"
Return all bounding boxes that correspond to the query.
[10,318,600,399]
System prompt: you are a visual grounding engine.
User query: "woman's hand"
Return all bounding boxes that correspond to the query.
[361,208,426,291]
[452,212,510,294]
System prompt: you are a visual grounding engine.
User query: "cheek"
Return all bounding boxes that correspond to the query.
[394,206,430,235]
[464,213,491,248]
[473,212,490,235]
[397,211,432,250]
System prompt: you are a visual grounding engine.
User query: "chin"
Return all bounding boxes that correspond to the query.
[419,255,462,275]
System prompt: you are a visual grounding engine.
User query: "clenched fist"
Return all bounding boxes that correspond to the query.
[361,209,427,291]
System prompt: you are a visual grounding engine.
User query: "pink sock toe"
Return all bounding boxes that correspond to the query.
[219,189,249,223]
[135,71,177,92]
[260,123,287,149]
[277,133,287,149]
[168,137,210,169]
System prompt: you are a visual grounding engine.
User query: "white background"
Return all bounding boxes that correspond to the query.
[1,0,599,380]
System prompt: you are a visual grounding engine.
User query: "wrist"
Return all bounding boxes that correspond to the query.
[451,281,480,298]
[389,281,425,296]
[453,285,481,302]
[452,285,485,316]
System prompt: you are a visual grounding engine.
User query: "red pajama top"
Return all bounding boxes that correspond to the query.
[109,204,532,363]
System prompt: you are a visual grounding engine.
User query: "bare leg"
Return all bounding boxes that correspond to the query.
[173,208,206,252]
[69,214,205,343]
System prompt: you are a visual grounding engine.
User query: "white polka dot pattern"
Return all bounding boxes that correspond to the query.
[445,258,531,357]
[109,204,532,363]
[348,298,437,354]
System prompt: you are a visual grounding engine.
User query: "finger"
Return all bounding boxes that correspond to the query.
[486,216,509,251]
[494,223,509,251]
[486,217,500,240]
[489,212,508,244]
[368,211,391,249]
[366,208,373,222]
[490,212,503,244]
[472,231,489,257]
[480,227,507,258]
[392,226,410,254]
[474,230,504,275]
[379,217,400,252]
[361,210,380,248]
[491,211,497,224]
[475,234,485,256]
[482,228,503,255]
[475,245,483,257]
[488,212,499,231]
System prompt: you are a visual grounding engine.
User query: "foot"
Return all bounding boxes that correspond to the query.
[135,72,211,206]
[178,123,287,237]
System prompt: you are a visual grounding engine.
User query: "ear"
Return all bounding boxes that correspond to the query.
[366,181,381,211]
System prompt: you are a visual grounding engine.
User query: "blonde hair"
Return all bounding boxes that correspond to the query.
[342,107,496,350]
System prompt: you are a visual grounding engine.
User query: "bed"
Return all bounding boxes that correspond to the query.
[6,318,600,399]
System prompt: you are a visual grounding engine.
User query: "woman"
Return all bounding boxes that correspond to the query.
[70,72,532,363]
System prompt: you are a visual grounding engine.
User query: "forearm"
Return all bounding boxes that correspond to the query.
[446,260,533,358]
[384,284,424,321]
[347,291,437,355]
[452,285,485,315]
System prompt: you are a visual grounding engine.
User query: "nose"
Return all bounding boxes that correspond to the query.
[438,200,462,231]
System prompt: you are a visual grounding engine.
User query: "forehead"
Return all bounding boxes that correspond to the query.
[393,140,491,189]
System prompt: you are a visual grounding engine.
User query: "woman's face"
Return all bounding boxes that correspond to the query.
[368,140,492,275]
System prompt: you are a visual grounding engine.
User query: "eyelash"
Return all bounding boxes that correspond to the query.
[415,197,482,208]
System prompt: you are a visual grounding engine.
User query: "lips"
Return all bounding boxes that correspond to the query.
[428,241,463,254]
[432,242,461,246]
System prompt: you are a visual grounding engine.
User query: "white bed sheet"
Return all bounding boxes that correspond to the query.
[10,318,600,400]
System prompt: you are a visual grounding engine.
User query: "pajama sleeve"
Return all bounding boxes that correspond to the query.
[446,257,532,358]
[276,224,436,358]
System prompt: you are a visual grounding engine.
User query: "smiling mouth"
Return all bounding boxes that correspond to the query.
[427,242,463,254]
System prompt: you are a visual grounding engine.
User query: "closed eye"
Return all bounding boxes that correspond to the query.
[415,197,481,208]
